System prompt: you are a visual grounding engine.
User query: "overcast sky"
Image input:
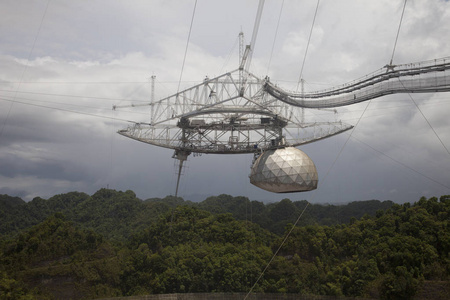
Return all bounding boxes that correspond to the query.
[1,0,449,204]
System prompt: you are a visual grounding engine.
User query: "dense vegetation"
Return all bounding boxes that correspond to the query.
[0,189,393,239]
[0,189,448,299]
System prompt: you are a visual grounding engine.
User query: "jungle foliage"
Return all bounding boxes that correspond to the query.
[0,190,448,299]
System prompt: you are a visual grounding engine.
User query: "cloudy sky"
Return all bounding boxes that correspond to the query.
[1,0,449,204]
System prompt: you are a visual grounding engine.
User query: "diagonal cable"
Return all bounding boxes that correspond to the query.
[389,0,407,65]
[296,0,320,92]
[350,134,450,190]
[398,79,450,155]
[177,0,198,94]
[245,100,372,298]
[0,0,50,141]
[266,0,285,74]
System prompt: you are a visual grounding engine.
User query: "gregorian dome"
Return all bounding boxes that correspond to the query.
[249,147,318,193]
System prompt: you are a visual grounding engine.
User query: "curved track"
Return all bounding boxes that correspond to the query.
[265,57,450,108]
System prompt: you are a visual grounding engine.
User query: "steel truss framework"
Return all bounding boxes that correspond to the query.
[112,0,450,196]
[115,56,450,160]
[114,68,353,157]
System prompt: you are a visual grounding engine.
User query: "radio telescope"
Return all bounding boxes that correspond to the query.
[113,2,450,196]
[113,31,353,195]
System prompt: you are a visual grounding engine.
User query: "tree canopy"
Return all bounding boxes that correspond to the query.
[1,190,448,299]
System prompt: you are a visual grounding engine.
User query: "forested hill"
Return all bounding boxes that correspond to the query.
[0,189,393,238]
[0,192,448,299]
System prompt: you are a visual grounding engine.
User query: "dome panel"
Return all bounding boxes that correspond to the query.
[249,147,318,193]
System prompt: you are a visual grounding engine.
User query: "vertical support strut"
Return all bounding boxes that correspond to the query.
[300,78,305,123]
[239,31,245,92]
[151,75,156,125]
[172,150,190,197]
[170,149,190,236]
[175,160,184,197]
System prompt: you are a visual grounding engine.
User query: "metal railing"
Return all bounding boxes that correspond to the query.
[265,57,450,108]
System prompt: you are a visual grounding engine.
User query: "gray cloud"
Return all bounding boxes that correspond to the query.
[0,0,449,203]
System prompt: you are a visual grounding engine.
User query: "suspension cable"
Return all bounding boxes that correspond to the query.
[177,0,198,94]
[351,133,450,189]
[389,0,407,65]
[244,96,372,298]
[244,0,265,73]
[0,96,135,123]
[244,200,310,299]
[0,0,50,141]
[389,0,449,156]
[296,0,321,92]
[399,79,450,155]
[266,0,285,74]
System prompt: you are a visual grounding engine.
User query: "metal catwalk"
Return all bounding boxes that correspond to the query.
[265,57,450,108]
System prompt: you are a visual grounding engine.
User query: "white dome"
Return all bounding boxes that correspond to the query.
[249,147,318,193]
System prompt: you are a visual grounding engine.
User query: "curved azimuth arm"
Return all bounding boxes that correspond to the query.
[265,57,450,108]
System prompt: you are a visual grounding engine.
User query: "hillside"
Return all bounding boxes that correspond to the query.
[0,190,448,299]
[0,189,394,239]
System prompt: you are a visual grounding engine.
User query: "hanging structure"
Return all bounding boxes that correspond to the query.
[113,0,450,195]
[114,55,450,193]
[250,147,318,193]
